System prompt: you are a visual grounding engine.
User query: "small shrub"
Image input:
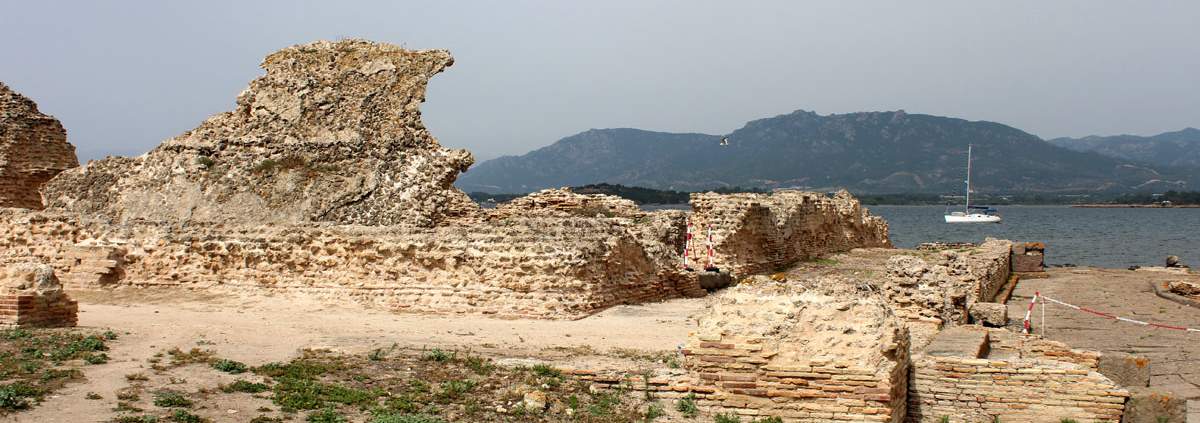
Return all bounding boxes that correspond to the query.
[212,359,247,374]
[419,348,454,363]
[154,391,193,408]
[113,401,144,412]
[676,393,698,418]
[195,156,215,168]
[307,407,346,423]
[0,382,42,410]
[368,343,398,361]
[126,372,150,381]
[171,409,205,423]
[221,379,269,393]
[752,417,783,423]
[644,402,665,420]
[83,353,110,364]
[116,389,141,401]
[103,330,119,340]
[531,363,562,379]
[714,413,742,423]
[937,416,950,423]
[85,391,102,400]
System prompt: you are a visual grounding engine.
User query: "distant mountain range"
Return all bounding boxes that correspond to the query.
[456,110,1199,194]
[1048,128,1200,168]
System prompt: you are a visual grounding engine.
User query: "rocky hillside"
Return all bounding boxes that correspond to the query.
[41,39,480,227]
[1048,127,1200,167]
[459,110,1198,194]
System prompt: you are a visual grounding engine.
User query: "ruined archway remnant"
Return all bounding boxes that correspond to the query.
[0,81,77,209]
[683,276,911,422]
[40,39,481,227]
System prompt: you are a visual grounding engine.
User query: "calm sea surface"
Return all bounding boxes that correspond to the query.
[866,205,1200,269]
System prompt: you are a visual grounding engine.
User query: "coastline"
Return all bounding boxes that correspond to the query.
[1072,204,1200,208]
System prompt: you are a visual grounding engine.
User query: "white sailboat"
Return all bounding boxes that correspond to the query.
[945,144,1001,223]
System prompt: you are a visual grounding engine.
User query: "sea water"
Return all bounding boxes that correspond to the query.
[869,205,1200,269]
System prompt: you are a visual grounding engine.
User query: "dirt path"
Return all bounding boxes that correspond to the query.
[13,288,712,422]
[1007,267,1200,403]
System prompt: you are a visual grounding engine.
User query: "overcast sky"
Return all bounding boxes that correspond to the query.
[2,1,1197,163]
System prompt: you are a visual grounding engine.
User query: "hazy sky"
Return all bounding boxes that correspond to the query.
[2,1,1197,163]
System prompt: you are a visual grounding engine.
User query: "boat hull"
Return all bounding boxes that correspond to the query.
[944,214,1002,223]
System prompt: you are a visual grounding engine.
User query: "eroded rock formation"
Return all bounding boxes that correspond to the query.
[0,81,77,209]
[41,39,480,227]
[688,190,890,275]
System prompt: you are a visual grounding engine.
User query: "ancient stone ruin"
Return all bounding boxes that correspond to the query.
[0,81,77,209]
[41,40,479,227]
[0,264,78,328]
[682,276,910,422]
[0,40,891,321]
[0,39,1142,421]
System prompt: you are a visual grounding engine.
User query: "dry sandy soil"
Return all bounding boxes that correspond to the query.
[11,286,714,422]
[7,249,1200,422]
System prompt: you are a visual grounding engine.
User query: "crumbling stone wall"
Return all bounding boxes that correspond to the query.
[0,264,77,328]
[908,355,1127,422]
[883,239,1012,326]
[487,188,646,220]
[682,276,910,422]
[0,81,77,209]
[40,39,480,227]
[0,209,702,318]
[688,190,890,277]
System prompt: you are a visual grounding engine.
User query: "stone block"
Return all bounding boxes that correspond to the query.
[968,302,1008,327]
[1098,353,1150,389]
[1011,242,1045,272]
[1121,391,1185,423]
[922,327,990,358]
[698,271,733,290]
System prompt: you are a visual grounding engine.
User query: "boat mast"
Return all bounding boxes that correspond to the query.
[965,144,972,213]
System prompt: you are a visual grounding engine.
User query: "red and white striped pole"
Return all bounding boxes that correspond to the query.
[706,224,714,269]
[1023,292,1039,334]
[681,221,693,269]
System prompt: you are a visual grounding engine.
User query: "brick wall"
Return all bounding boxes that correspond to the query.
[0,292,78,328]
[682,333,910,422]
[907,355,1126,422]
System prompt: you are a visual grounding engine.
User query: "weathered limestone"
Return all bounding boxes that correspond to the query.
[883,239,1012,328]
[0,264,77,328]
[682,276,910,422]
[487,188,645,220]
[41,39,480,227]
[688,190,891,278]
[0,81,77,209]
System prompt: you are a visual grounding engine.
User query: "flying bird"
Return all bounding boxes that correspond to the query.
[720,136,729,146]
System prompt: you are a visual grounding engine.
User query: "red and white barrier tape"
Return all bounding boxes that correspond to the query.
[1027,293,1200,332]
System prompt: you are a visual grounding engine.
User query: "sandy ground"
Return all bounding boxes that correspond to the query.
[13,288,713,422]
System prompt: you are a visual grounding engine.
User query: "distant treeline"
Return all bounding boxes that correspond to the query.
[466,184,768,205]
[467,185,1200,206]
[1113,190,1200,205]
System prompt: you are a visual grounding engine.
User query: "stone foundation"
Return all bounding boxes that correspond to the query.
[907,327,1126,423]
[0,264,77,328]
[681,276,910,422]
